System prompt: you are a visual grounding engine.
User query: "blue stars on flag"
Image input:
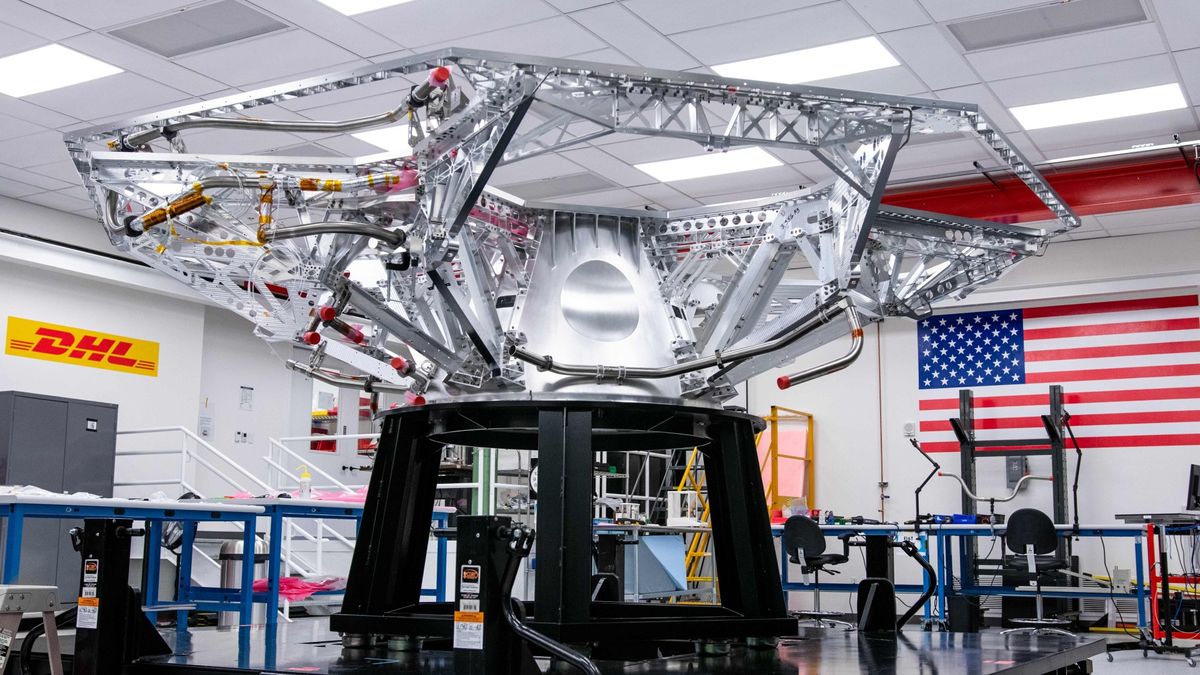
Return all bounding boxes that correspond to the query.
[917,309,1026,390]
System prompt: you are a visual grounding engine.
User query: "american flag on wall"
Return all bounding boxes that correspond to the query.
[917,292,1200,453]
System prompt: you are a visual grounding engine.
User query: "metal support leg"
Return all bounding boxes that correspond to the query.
[533,408,593,627]
[2,511,24,583]
[704,415,787,620]
[267,512,283,631]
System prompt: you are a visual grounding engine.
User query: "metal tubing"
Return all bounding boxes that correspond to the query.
[511,297,852,381]
[263,222,406,248]
[938,471,1052,503]
[124,105,410,149]
[286,359,412,393]
[775,306,864,389]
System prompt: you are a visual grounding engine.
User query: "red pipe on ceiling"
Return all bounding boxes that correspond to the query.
[882,152,1200,223]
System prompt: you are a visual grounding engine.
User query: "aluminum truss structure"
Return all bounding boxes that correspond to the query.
[66,48,1078,405]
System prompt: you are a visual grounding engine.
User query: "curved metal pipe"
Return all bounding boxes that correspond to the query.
[938,471,1052,503]
[510,298,852,381]
[286,360,412,394]
[775,307,864,389]
[124,105,409,149]
[264,222,406,248]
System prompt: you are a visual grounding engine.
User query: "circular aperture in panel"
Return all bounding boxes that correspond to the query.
[560,260,639,342]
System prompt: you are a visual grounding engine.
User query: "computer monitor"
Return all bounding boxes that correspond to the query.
[1188,464,1200,512]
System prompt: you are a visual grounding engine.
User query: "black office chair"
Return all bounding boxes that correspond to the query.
[1001,508,1076,643]
[782,515,852,630]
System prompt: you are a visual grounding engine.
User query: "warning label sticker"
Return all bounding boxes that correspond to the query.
[459,565,481,595]
[453,610,484,650]
[77,597,99,629]
[83,559,99,584]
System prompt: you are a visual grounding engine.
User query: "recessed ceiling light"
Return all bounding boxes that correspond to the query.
[711,37,900,85]
[315,0,416,16]
[1010,83,1187,130]
[352,125,412,154]
[0,45,122,98]
[635,147,782,182]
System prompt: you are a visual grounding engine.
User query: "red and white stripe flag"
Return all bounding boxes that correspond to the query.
[918,292,1200,453]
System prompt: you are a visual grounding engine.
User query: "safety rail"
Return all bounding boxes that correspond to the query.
[116,426,272,497]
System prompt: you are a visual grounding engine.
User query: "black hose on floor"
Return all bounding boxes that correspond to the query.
[19,606,76,675]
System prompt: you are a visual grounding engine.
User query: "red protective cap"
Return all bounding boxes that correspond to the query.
[390,356,410,372]
[347,328,365,344]
[405,391,426,406]
[776,375,792,390]
[431,66,451,84]
[318,305,338,322]
[302,331,322,345]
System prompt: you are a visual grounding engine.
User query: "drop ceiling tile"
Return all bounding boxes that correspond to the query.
[0,21,50,59]
[881,25,977,90]
[1153,0,1200,51]
[0,113,48,142]
[558,146,657,187]
[597,135,712,164]
[25,158,86,185]
[669,165,805,200]
[243,0,402,57]
[565,48,639,67]
[0,176,51,198]
[26,0,200,30]
[892,137,991,170]
[0,162,72,191]
[23,72,191,121]
[490,153,587,184]
[3,4,86,40]
[276,76,413,113]
[669,3,872,65]
[546,0,612,10]
[1174,48,1200,105]
[0,130,73,168]
[184,128,306,154]
[1022,108,1197,151]
[545,187,645,208]
[570,4,699,70]
[61,32,226,96]
[1001,131,1045,163]
[174,29,360,88]
[19,187,95,212]
[966,23,1166,82]
[1097,202,1200,230]
[359,0,557,47]
[845,0,930,33]
[917,0,1051,22]
[988,54,1178,107]
[625,0,828,35]
[630,183,701,209]
[415,16,605,58]
[935,83,1021,133]
[312,132,389,157]
[814,65,928,96]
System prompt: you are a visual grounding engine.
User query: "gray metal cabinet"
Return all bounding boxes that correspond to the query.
[0,392,117,598]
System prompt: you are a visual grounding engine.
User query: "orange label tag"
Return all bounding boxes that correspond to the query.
[454,611,483,623]
[77,597,99,607]
[5,316,159,377]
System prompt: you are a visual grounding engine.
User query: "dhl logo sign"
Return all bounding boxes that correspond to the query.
[5,316,159,377]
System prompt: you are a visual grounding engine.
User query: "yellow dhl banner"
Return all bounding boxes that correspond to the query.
[4,316,159,377]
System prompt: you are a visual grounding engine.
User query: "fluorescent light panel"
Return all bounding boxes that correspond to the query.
[636,147,782,182]
[352,125,412,154]
[1011,83,1187,130]
[0,45,122,98]
[712,37,899,84]
[315,0,415,15]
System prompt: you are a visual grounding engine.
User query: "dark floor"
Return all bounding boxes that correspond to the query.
[123,618,1110,674]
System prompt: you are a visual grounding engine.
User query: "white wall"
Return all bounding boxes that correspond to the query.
[750,228,1200,591]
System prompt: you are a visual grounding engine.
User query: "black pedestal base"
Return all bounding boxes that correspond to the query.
[331,398,790,645]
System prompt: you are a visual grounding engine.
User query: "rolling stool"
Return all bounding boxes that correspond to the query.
[1001,508,1077,644]
[782,515,853,630]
